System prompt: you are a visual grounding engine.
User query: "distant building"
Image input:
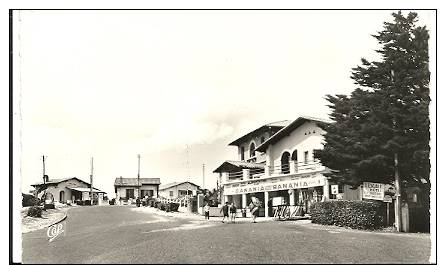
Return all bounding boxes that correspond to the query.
[114,177,161,200]
[31,176,107,205]
[158,181,200,199]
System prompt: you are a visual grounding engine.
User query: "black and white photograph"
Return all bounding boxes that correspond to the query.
[10,9,436,264]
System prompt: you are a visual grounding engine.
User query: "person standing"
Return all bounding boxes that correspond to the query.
[250,197,260,223]
[220,202,230,223]
[229,202,237,223]
[204,202,210,220]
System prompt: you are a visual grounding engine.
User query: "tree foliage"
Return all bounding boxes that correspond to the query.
[315,11,430,188]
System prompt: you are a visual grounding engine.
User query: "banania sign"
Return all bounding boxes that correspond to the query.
[223,174,326,195]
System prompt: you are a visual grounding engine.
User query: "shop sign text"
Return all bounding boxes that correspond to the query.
[224,175,326,195]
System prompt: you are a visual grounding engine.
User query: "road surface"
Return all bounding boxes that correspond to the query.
[22,205,432,264]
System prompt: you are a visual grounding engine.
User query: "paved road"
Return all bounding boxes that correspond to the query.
[22,206,432,264]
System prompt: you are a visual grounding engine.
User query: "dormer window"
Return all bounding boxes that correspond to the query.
[249,142,256,157]
[260,136,265,143]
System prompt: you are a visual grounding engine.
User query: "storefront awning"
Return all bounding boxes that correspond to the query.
[68,187,105,193]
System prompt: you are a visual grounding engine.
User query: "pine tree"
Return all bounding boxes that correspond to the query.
[315,11,430,189]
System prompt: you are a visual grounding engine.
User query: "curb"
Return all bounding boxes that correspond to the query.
[47,210,68,227]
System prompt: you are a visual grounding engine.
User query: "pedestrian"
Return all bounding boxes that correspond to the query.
[250,197,260,223]
[204,202,210,220]
[230,202,237,223]
[144,195,149,207]
[220,202,230,223]
[136,197,141,207]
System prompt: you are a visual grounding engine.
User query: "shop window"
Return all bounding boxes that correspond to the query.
[249,142,256,157]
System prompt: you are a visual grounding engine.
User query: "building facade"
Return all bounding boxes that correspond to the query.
[214,116,360,218]
[31,176,107,205]
[114,177,161,200]
[158,181,200,199]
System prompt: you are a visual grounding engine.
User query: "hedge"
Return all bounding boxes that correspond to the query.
[310,200,385,230]
[27,206,43,218]
[155,202,180,212]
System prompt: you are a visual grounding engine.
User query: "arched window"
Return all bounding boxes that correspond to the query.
[240,146,245,160]
[281,152,291,174]
[249,142,256,157]
[291,150,298,161]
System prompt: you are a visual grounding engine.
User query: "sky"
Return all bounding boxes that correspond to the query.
[14,10,435,197]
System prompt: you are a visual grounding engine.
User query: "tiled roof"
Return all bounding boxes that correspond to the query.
[31,177,90,187]
[213,160,265,173]
[256,116,332,152]
[159,181,200,190]
[228,120,291,146]
[114,177,161,186]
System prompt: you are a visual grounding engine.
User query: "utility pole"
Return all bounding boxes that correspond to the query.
[137,154,140,198]
[42,155,46,184]
[90,157,93,206]
[202,164,205,190]
[42,155,47,199]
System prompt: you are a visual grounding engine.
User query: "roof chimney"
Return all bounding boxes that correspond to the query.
[120,176,123,184]
[43,175,49,183]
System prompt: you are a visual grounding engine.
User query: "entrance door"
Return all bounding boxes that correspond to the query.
[59,191,65,203]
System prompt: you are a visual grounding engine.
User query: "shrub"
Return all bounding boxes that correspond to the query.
[27,206,43,218]
[148,199,156,207]
[22,193,39,207]
[165,203,180,212]
[157,202,166,211]
[310,200,385,230]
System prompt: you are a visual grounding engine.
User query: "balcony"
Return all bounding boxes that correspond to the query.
[221,160,325,185]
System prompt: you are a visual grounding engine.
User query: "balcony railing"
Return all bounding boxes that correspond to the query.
[222,160,324,184]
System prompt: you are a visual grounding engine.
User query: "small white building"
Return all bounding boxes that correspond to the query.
[31,176,107,205]
[114,177,161,201]
[158,181,200,199]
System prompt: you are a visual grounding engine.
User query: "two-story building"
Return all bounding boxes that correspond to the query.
[214,116,361,218]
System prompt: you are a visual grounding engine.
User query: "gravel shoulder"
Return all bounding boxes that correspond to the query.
[21,205,70,234]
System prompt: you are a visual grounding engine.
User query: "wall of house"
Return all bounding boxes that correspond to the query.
[237,131,271,162]
[159,182,199,198]
[38,179,90,203]
[140,184,158,198]
[116,184,159,199]
[268,121,325,168]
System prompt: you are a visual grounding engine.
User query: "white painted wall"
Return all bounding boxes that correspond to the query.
[268,121,325,167]
[237,131,272,162]
[159,182,200,198]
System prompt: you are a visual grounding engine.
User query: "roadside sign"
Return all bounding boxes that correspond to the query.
[383,195,392,203]
[331,185,338,195]
[362,182,385,200]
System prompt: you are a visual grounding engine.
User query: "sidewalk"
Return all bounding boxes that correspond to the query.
[131,206,276,223]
